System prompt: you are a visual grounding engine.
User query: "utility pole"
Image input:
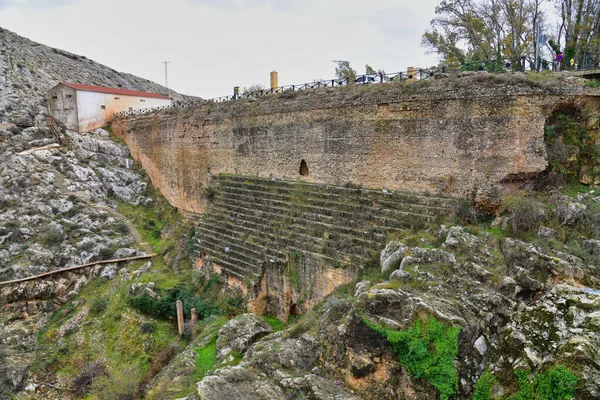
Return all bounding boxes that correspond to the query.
[161,61,171,91]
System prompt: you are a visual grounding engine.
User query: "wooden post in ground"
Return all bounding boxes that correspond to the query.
[191,308,198,326]
[176,300,184,335]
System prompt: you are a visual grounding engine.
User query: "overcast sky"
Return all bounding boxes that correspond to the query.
[0,0,442,98]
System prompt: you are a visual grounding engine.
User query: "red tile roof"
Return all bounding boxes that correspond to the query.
[61,82,170,99]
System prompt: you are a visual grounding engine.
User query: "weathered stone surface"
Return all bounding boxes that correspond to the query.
[113,75,599,214]
[537,226,558,239]
[215,313,272,361]
[380,242,408,275]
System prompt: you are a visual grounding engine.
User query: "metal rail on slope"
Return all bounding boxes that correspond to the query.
[0,254,156,286]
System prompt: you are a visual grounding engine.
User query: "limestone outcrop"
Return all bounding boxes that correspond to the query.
[194,211,600,399]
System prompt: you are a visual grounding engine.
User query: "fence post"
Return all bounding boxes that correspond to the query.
[191,308,198,326]
[176,300,184,335]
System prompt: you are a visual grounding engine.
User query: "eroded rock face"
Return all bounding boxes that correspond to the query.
[195,221,600,400]
[1,124,151,397]
[215,313,272,362]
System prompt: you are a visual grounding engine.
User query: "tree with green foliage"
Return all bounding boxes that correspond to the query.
[555,0,600,68]
[130,285,220,321]
[422,0,544,68]
[364,315,461,400]
[334,60,357,82]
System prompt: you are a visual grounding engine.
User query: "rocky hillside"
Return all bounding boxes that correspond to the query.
[0,27,186,128]
[0,27,193,398]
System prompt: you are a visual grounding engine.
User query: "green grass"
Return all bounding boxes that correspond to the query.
[263,314,286,332]
[584,79,600,88]
[31,276,186,388]
[193,340,217,378]
[364,315,461,400]
[473,370,497,400]
[472,366,578,400]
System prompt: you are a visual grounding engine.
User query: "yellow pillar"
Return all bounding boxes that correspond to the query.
[407,67,417,82]
[270,71,279,92]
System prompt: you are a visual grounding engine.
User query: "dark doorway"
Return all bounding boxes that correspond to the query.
[299,160,309,176]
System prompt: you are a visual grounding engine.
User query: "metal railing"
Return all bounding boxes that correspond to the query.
[112,58,599,119]
[113,67,442,118]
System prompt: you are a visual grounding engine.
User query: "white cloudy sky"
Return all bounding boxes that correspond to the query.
[0,0,442,98]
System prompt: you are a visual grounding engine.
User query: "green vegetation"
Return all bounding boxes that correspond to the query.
[104,122,127,146]
[31,275,187,398]
[473,370,497,400]
[194,341,217,379]
[263,314,286,332]
[364,315,461,400]
[584,79,600,88]
[130,285,221,321]
[472,366,578,400]
[117,186,196,289]
[508,367,578,400]
[89,297,108,315]
[288,251,303,293]
[544,107,599,185]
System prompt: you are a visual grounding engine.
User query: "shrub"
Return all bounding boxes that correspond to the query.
[457,199,479,224]
[504,197,546,234]
[89,297,108,315]
[90,366,141,400]
[473,370,497,400]
[99,247,115,260]
[115,221,130,235]
[364,315,460,400]
[130,286,221,321]
[140,322,156,334]
[507,366,578,400]
[71,360,107,397]
[40,226,64,246]
[203,185,218,202]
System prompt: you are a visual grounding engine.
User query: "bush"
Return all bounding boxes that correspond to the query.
[90,366,141,400]
[89,297,108,315]
[71,360,107,397]
[99,247,115,260]
[456,199,479,224]
[203,185,218,202]
[140,322,156,334]
[364,315,460,400]
[504,197,546,234]
[507,366,578,400]
[130,286,221,321]
[115,221,130,235]
[40,226,64,246]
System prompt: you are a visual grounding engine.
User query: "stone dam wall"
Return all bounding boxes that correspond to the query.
[112,75,600,316]
[112,75,600,215]
[193,175,456,319]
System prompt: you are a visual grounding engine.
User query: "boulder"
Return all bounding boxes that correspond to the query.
[215,314,272,361]
[380,241,408,275]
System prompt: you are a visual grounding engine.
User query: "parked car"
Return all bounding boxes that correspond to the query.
[355,74,380,84]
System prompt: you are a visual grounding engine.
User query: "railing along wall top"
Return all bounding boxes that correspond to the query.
[112,58,598,119]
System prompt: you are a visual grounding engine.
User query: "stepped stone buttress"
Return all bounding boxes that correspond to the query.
[194,175,456,319]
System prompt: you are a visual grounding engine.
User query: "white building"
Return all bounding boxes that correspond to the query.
[47,82,171,133]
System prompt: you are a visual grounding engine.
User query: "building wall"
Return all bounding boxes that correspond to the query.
[47,85,78,131]
[112,77,600,214]
[77,91,170,133]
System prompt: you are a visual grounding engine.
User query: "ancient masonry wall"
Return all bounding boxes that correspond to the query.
[112,77,600,316]
[112,77,599,215]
